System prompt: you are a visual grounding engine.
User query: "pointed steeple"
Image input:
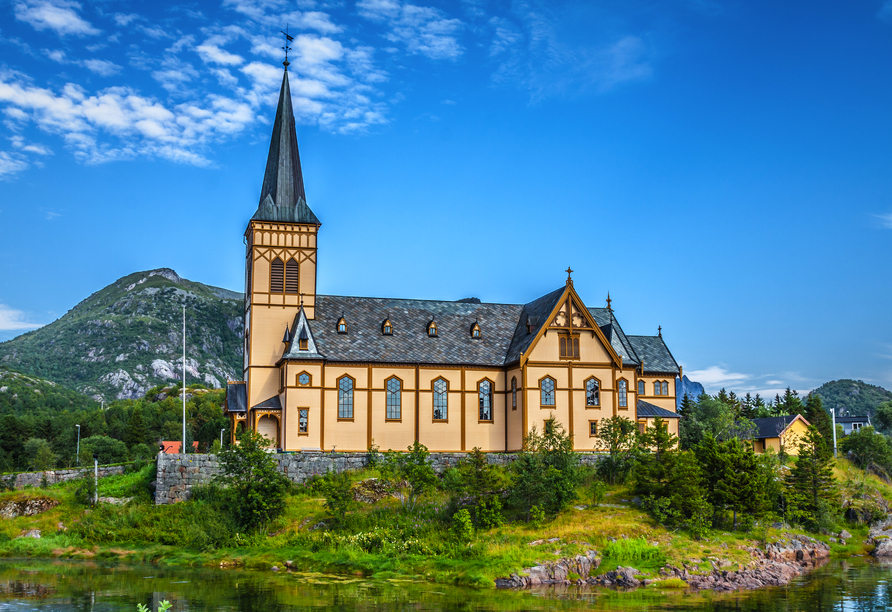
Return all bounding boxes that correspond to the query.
[253,69,320,225]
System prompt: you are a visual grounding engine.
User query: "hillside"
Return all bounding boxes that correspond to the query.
[0,367,98,415]
[813,379,892,416]
[0,269,243,401]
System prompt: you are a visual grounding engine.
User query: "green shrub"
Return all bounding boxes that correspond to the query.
[529,505,545,527]
[452,509,474,542]
[602,537,666,566]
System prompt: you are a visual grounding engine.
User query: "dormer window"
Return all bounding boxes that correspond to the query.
[382,319,393,335]
[427,320,438,337]
[337,317,347,334]
[470,322,481,339]
[299,338,308,351]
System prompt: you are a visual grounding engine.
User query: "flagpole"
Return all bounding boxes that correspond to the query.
[182,305,186,454]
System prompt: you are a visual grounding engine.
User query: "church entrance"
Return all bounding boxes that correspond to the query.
[257,414,280,447]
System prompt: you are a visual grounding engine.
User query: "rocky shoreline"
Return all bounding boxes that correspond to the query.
[496,533,833,591]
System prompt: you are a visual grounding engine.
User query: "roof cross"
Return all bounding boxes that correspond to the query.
[658,325,662,337]
[606,292,612,311]
[280,27,294,69]
[565,266,573,283]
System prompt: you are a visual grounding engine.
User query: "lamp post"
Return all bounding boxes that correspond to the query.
[93,453,99,505]
[220,428,225,450]
[182,305,186,455]
[75,424,81,466]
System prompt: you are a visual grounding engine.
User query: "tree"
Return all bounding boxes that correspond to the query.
[379,441,438,510]
[803,394,833,458]
[80,435,129,464]
[840,426,892,477]
[634,418,677,498]
[216,430,291,530]
[125,406,149,448]
[595,415,637,484]
[445,447,508,528]
[786,426,837,529]
[874,401,892,435]
[509,416,580,519]
[23,437,56,471]
[679,393,756,449]
[695,435,767,529]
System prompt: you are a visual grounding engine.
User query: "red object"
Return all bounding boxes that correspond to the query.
[159,441,199,454]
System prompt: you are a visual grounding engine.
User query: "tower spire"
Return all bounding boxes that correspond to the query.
[252,65,319,225]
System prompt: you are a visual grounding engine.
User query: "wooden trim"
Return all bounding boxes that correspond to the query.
[296,371,312,387]
[588,420,598,437]
[431,377,449,423]
[336,374,356,420]
[367,365,373,449]
[583,375,601,408]
[538,374,556,408]
[568,364,574,439]
[415,365,420,442]
[521,363,528,440]
[384,374,404,422]
[321,363,326,450]
[476,377,495,423]
[297,407,309,436]
[460,367,466,451]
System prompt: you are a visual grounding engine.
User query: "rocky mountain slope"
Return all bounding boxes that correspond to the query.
[0,367,97,414]
[813,379,892,416]
[0,269,243,401]
[676,375,705,408]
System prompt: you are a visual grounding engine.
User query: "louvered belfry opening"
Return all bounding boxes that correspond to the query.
[271,257,284,293]
[285,258,299,294]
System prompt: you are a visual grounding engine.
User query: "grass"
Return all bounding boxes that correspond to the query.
[0,460,884,588]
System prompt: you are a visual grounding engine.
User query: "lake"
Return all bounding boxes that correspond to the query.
[0,557,888,611]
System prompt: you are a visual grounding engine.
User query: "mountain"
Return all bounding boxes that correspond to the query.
[812,379,892,417]
[0,269,244,401]
[676,375,705,409]
[0,366,98,415]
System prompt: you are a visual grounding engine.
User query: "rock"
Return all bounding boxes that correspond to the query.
[528,540,544,546]
[284,560,294,569]
[840,530,852,540]
[873,539,892,557]
[840,540,847,546]
[17,529,41,539]
[57,522,66,531]
[643,579,654,586]
[271,566,279,572]
[574,505,587,510]
[0,498,60,519]
[829,537,838,543]
[496,551,600,588]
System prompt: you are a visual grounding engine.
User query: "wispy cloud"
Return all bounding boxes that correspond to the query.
[0,302,44,331]
[14,0,99,36]
[686,365,750,387]
[358,0,464,60]
[0,151,29,180]
[82,59,122,76]
[874,212,892,229]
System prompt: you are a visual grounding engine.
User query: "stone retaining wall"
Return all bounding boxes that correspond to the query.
[2,464,127,490]
[155,452,604,505]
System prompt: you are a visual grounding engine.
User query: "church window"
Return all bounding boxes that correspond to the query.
[338,376,354,419]
[299,338,308,351]
[618,380,628,408]
[653,381,661,396]
[540,377,555,406]
[559,334,580,359]
[271,258,284,293]
[589,421,598,437]
[337,317,347,334]
[285,258,299,294]
[433,378,448,421]
[511,377,517,411]
[427,321,438,337]
[382,319,393,335]
[386,377,401,420]
[298,372,310,386]
[662,381,669,396]
[471,322,481,339]
[479,380,493,421]
[298,409,309,434]
[585,378,600,407]
[639,381,645,396]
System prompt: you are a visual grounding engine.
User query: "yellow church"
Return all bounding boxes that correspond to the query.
[224,66,682,453]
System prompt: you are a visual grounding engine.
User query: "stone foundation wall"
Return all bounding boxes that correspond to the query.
[2,464,127,490]
[155,452,603,505]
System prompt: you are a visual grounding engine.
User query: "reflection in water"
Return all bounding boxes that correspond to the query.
[0,558,889,612]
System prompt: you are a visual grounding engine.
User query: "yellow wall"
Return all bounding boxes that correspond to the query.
[752,418,810,456]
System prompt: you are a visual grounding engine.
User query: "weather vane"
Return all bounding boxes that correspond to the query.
[281,27,294,69]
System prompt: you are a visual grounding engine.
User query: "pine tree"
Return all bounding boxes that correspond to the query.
[786,426,836,528]
[125,407,148,449]
[634,418,678,498]
[803,394,833,458]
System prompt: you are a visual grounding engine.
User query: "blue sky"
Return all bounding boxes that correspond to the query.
[1,0,891,398]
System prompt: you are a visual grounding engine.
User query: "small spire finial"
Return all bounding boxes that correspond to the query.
[281,27,294,69]
[299,292,304,306]
[658,325,662,337]
[565,266,573,283]
[606,292,612,311]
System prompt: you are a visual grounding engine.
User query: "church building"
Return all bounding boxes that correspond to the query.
[224,66,682,452]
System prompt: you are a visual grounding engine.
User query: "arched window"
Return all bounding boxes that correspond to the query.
[638,380,645,396]
[470,322,481,339]
[285,258,299,294]
[427,321,438,337]
[337,317,347,334]
[559,334,580,359]
[586,378,600,407]
[540,377,555,406]
[433,378,448,421]
[618,380,628,408]
[479,380,493,421]
[382,319,393,335]
[511,376,517,410]
[270,257,284,293]
[662,381,669,396]
[338,376,354,419]
[653,381,661,395]
[386,377,401,420]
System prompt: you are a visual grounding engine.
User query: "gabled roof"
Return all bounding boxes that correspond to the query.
[637,400,681,418]
[751,414,811,439]
[627,335,679,374]
[252,69,319,225]
[504,287,565,365]
[225,381,246,413]
[589,308,639,366]
[282,305,325,360]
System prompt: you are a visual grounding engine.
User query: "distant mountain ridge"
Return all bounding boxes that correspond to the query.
[813,379,892,417]
[676,375,705,409]
[0,269,244,401]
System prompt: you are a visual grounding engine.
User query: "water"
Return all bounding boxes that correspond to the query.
[0,557,889,612]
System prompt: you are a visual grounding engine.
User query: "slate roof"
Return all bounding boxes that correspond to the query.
[252,69,320,225]
[504,287,565,365]
[837,416,871,424]
[589,308,639,366]
[636,400,681,419]
[225,382,246,413]
[253,395,282,411]
[627,335,679,374]
[751,415,810,439]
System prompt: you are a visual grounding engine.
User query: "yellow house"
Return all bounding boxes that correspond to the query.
[751,415,811,456]
[224,65,682,453]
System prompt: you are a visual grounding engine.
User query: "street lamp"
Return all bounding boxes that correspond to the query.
[220,428,225,450]
[75,424,81,466]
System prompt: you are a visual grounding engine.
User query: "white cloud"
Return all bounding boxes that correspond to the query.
[0,302,44,330]
[82,59,122,76]
[196,44,245,66]
[686,366,749,387]
[874,212,892,229]
[14,0,99,36]
[358,0,464,60]
[222,0,342,33]
[113,13,139,26]
[0,152,29,180]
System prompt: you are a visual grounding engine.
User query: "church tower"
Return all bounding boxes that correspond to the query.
[243,67,320,412]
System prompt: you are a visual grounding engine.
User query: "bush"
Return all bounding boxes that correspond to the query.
[321,470,355,528]
[509,417,579,520]
[379,441,437,510]
[80,435,129,465]
[452,508,474,542]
